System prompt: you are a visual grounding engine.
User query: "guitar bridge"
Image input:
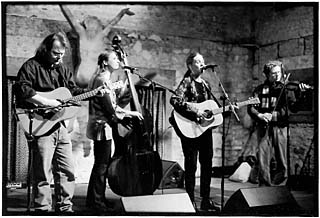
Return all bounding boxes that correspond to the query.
[37,109,56,119]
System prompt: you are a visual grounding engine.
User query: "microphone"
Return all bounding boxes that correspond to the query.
[201,64,218,71]
[123,66,138,71]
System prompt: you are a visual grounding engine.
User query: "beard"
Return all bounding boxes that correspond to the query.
[51,59,63,68]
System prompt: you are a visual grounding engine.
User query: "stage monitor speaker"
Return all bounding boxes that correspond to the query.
[223,186,303,216]
[121,193,195,214]
[159,160,184,189]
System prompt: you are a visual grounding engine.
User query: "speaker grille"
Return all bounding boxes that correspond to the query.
[6,79,29,184]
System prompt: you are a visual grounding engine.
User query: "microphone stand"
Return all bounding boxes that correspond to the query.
[212,68,240,211]
[129,69,177,152]
[150,80,155,150]
[15,107,42,212]
[284,87,291,189]
[131,70,177,95]
[25,109,35,213]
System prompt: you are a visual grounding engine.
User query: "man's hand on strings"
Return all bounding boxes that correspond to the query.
[299,83,312,92]
[196,110,207,123]
[257,112,272,123]
[42,99,63,112]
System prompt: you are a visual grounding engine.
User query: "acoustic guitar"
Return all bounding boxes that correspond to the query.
[172,97,260,138]
[15,81,124,137]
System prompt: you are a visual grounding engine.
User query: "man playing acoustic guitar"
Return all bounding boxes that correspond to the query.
[13,32,103,214]
[170,51,222,212]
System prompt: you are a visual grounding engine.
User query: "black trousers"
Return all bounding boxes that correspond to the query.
[86,140,112,207]
[180,130,213,202]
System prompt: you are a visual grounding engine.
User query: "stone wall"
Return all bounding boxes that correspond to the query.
[252,5,315,176]
[5,3,316,181]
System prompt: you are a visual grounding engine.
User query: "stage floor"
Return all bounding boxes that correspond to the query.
[4,177,316,216]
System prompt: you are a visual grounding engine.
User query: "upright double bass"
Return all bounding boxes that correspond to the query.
[107,35,162,196]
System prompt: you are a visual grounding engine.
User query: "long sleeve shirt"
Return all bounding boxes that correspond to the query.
[86,71,126,141]
[248,80,300,127]
[14,56,88,108]
[170,72,219,122]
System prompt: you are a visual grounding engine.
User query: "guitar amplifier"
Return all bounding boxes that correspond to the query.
[5,79,29,184]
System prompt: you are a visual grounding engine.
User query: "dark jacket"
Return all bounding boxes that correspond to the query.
[248,80,300,127]
[170,71,219,122]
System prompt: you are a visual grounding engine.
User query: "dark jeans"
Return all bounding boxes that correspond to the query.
[180,130,213,202]
[86,140,112,207]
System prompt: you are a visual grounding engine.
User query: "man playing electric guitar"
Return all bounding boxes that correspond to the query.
[13,32,105,214]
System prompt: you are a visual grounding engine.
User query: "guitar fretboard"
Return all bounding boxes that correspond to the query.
[212,99,257,115]
[63,81,124,103]
[64,86,103,102]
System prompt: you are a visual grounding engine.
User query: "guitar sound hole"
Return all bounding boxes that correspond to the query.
[203,110,213,119]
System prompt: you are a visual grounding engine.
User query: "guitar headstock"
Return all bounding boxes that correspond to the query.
[112,35,128,65]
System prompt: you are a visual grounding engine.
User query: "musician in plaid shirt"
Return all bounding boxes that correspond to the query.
[248,60,304,186]
[170,51,220,212]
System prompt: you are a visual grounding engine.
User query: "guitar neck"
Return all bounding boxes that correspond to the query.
[65,86,103,102]
[212,99,252,114]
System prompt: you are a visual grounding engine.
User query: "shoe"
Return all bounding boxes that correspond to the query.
[272,172,287,185]
[104,199,116,208]
[55,208,75,215]
[55,204,74,215]
[200,199,220,212]
[32,209,51,215]
[87,204,110,214]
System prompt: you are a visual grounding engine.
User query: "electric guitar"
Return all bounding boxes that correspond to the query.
[15,80,124,137]
[172,97,260,138]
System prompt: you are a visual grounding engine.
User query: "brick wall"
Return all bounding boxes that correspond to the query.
[252,5,315,176]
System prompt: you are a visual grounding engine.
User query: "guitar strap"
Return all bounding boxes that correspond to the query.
[200,78,221,107]
[56,65,70,87]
